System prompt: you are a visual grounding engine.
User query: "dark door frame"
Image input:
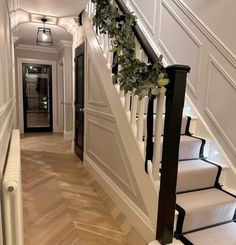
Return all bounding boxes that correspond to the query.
[22,63,53,132]
[74,43,85,160]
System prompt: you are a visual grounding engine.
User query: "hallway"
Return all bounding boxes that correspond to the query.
[21,134,146,245]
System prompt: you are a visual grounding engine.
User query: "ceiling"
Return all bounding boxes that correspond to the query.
[14,22,72,48]
[19,0,87,17]
[12,0,88,49]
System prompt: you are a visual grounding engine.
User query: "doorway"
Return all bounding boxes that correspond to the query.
[22,63,53,132]
[74,43,85,160]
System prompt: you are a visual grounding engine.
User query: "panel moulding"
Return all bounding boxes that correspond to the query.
[173,0,236,68]
[205,55,236,155]
[87,57,107,107]
[159,0,202,97]
[84,154,155,241]
[86,119,138,195]
[129,0,157,34]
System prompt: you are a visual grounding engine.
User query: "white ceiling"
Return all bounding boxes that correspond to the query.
[14,22,72,47]
[12,0,88,48]
[19,0,87,17]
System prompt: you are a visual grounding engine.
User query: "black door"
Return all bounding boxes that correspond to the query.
[74,43,85,160]
[22,63,53,132]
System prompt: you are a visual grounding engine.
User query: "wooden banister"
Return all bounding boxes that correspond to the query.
[156,65,190,244]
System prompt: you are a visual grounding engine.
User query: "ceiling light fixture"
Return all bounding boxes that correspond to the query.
[36,18,53,46]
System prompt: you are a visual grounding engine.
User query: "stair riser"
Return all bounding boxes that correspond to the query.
[177,163,219,193]
[142,116,190,137]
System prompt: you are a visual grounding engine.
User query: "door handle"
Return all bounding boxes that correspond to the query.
[79,108,84,112]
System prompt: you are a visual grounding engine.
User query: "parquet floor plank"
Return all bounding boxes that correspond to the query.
[21,133,146,245]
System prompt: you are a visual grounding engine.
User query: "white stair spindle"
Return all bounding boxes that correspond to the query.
[104,33,108,57]
[120,89,125,98]
[88,1,91,18]
[125,92,131,112]
[91,2,94,18]
[130,94,138,126]
[152,87,166,180]
[137,97,145,142]
[107,38,113,68]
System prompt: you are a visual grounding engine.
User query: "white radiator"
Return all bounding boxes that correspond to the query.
[2,129,23,245]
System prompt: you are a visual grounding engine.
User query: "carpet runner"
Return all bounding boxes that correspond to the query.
[174,117,236,244]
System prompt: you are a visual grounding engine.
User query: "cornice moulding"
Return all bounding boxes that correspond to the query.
[15,44,58,54]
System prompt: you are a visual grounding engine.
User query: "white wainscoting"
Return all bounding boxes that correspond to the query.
[0,100,14,176]
[129,0,157,34]
[128,0,236,168]
[159,0,202,97]
[87,117,138,194]
[84,155,156,241]
[87,57,108,108]
[205,55,236,155]
[82,18,159,240]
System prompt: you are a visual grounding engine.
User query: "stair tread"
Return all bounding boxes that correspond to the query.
[176,188,236,233]
[177,159,219,193]
[184,222,236,245]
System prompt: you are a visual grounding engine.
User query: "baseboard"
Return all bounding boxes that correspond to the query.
[63,131,73,140]
[84,154,155,242]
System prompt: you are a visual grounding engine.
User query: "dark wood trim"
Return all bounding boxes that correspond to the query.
[201,158,222,187]
[177,235,193,245]
[145,97,154,173]
[175,204,186,235]
[185,116,192,135]
[115,0,158,64]
[79,11,83,26]
[74,42,85,161]
[156,65,190,244]
[188,135,206,159]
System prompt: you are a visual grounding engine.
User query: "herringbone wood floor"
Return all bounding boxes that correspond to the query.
[21,133,146,245]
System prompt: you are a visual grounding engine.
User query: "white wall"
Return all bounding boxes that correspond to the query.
[0,0,15,175]
[127,0,236,174]
[0,0,15,242]
[58,46,73,137]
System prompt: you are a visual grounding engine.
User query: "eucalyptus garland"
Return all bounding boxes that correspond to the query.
[91,0,169,99]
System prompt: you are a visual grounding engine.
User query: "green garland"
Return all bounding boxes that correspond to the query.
[91,0,169,99]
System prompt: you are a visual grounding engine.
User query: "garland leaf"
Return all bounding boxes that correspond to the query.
[91,0,169,99]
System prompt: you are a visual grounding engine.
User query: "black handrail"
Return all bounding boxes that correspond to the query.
[115,0,158,64]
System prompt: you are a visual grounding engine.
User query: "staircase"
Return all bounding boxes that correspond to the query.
[174,117,236,244]
[84,1,236,244]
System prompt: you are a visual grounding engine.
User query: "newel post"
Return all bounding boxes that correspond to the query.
[156,65,190,244]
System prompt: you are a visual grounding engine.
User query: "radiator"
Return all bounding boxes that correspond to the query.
[2,129,23,245]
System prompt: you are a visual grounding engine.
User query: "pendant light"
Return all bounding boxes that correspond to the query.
[36,18,53,46]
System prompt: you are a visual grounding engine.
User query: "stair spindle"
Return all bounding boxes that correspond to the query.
[130,94,138,126]
[152,88,166,180]
[120,89,125,98]
[107,38,113,68]
[124,93,131,112]
[137,97,145,142]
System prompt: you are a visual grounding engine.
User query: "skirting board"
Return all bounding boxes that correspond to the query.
[84,155,155,242]
[63,131,73,140]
